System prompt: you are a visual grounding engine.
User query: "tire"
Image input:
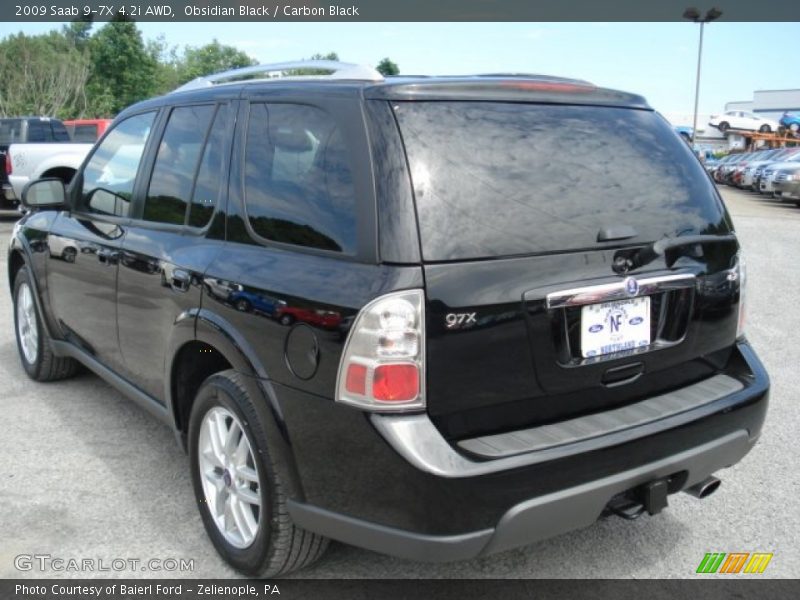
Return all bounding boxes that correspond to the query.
[759,124,771,133]
[279,314,294,326]
[13,267,79,381]
[235,299,251,312]
[188,370,328,576]
[718,122,729,133]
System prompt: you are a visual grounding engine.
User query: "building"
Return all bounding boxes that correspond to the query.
[725,89,800,122]
[665,89,800,152]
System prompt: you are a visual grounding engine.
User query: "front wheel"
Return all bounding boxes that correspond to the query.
[718,122,729,133]
[188,370,328,576]
[759,124,771,133]
[13,267,78,381]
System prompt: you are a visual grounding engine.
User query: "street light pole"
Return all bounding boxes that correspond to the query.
[690,21,705,146]
[683,7,722,146]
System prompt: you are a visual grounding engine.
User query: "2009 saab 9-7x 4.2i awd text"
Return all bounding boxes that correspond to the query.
[9,61,769,576]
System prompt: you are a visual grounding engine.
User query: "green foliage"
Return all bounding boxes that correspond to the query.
[0,31,90,118]
[177,39,256,84]
[85,17,159,116]
[376,57,400,76]
[2,22,386,120]
[285,52,340,76]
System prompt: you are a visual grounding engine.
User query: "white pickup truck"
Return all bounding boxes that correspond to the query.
[6,141,93,199]
[1,117,93,214]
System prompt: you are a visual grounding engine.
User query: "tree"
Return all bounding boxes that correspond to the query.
[177,39,255,84]
[85,16,158,116]
[147,35,182,95]
[376,58,399,76]
[0,32,90,118]
[286,52,340,76]
[62,18,93,50]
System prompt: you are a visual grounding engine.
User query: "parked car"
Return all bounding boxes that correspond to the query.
[719,152,753,185]
[708,153,737,182]
[709,110,779,133]
[5,141,94,205]
[779,112,800,135]
[750,148,800,191]
[759,154,800,195]
[9,62,768,577]
[228,287,285,316]
[773,167,800,205]
[275,305,342,329]
[1,117,72,214]
[739,148,788,190]
[64,119,113,142]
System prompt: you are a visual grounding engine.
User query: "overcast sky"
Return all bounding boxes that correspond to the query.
[2,21,798,119]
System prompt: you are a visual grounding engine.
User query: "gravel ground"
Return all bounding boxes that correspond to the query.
[0,187,797,579]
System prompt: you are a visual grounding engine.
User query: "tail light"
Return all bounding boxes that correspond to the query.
[336,289,425,412]
[4,151,11,176]
[735,254,747,338]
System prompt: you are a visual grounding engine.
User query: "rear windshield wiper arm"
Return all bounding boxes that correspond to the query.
[616,234,737,273]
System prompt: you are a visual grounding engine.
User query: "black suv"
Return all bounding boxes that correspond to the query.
[9,62,769,576]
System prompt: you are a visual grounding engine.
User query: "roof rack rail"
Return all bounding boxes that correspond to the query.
[474,73,594,85]
[172,60,383,93]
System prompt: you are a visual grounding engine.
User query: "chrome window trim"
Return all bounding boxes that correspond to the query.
[545,273,696,310]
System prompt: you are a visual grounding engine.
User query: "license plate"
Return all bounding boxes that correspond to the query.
[580,297,651,358]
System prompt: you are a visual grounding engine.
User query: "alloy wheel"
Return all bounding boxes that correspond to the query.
[198,406,262,548]
[16,283,39,365]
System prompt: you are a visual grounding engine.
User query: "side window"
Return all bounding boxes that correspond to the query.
[82,112,156,217]
[188,105,231,228]
[143,105,215,226]
[72,125,98,142]
[51,122,70,142]
[27,120,46,142]
[243,103,357,254]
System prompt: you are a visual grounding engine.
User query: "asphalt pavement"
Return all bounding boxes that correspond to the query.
[0,187,798,579]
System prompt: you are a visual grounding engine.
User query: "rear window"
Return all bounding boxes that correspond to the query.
[71,124,98,142]
[394,102,727,261]
[0,119,24,144]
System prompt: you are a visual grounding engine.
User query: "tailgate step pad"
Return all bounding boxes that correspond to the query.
[457,374,743,459]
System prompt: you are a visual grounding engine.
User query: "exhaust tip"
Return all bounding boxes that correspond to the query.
[684,476,721,499]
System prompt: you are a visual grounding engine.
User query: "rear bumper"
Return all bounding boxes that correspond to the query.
[1,183,18,210]
[280,341,768,560]
[288,429,755,561]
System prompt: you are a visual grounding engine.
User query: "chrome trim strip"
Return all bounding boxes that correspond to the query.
[545,273,696,310]
[370,370,752,478]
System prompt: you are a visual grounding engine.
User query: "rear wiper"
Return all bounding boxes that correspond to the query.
[614,234,737,273]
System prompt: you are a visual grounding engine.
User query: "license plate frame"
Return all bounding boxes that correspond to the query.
[580,296,651,358]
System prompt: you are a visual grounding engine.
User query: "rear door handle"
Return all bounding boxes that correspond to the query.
[170,269,191,293]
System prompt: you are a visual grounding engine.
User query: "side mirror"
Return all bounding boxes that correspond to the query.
[86,187,130,217]
[21,178,66,210]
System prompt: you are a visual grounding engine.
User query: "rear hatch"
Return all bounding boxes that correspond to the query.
[390,98,741,440]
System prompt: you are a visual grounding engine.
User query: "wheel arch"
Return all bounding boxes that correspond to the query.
[7,236,56,340]
[8,247,25,294]
[39,166,77,185]
[165,308,306,500]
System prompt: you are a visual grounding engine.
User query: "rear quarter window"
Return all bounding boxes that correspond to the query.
[243,102,357,254]
[394,102,728,261]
